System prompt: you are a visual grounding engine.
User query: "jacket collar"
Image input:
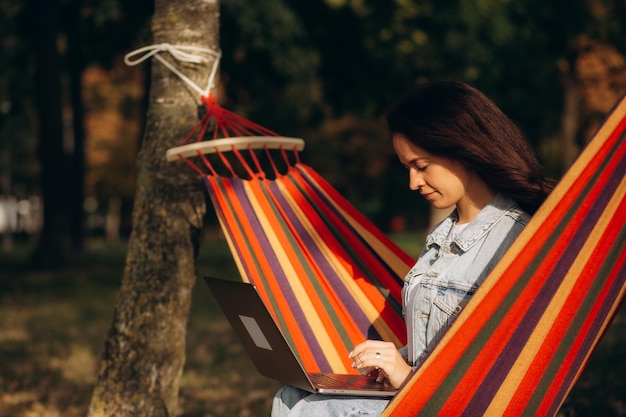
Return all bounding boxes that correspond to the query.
[425,193,519,252]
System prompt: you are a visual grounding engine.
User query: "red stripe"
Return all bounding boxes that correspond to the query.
[444,126,626,415]
[449,128,623,414]
[293,169,406,298]
[209,177,323,371]
[270,178,366,319]
[244,179,334,372]
[435,214,580,414]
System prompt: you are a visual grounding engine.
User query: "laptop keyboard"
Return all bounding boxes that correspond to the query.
[308,372,380,390]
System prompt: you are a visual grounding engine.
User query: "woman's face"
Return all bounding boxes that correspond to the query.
[392,133,477,210]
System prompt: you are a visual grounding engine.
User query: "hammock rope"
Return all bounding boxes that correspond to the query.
[124,43,221,98]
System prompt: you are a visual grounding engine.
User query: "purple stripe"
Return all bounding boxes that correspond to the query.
[292,167,405,326]
[205,178,256,279]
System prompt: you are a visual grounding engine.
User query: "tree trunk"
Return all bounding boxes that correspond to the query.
[88,1,219,416]
[29,0,74,268]
[65,1,87,254]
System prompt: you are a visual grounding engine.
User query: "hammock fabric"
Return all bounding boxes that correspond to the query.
[170,92,626,416]
[175,94,413,374]
[205,164,412,373]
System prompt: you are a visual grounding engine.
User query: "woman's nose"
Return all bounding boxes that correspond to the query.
[409,169,424,191]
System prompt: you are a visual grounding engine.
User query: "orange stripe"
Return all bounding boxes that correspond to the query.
[297,165,414,275]
[289,170,406,325]
[207,178,260,277]
[292,168,409,346]
[386,200,568,415]
[210,177,323,372]
[536,248,626,416]
[249,178,370,372]
[280,173,406,346]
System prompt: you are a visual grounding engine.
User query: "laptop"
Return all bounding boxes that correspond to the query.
[204,276,398,397]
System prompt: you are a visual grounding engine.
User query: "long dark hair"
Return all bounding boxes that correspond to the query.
[386,80,555,214]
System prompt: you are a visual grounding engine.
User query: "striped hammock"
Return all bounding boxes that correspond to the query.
[168,92,626,416]
[168,94,413,374]
[204,163,413,373]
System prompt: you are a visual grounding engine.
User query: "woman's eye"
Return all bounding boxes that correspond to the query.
[417,165,428,172]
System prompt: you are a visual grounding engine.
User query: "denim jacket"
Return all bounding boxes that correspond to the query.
[400,193,530,366]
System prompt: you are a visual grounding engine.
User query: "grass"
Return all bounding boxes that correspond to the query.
[0,235,624,417]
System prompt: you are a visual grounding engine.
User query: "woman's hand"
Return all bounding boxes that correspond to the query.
[349,340,412,389]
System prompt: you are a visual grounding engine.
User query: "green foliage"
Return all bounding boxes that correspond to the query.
[220,0,320,123]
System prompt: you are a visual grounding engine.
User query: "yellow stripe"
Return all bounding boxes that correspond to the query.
[484,174,626,416]
[474,95,626,303]
[554,273,626,413]
[292,174,406,345]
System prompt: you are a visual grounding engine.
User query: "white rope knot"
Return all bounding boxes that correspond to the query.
[124,43,218,66]
[124,43,221,97]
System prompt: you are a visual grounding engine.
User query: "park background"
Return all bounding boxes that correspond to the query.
[1,0,625,416]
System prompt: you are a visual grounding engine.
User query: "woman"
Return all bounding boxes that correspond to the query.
[271,80,555,417]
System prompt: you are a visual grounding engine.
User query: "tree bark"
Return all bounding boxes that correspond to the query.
[88,1,219,416]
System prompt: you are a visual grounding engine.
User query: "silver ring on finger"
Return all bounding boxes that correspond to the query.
[375,352,381,359]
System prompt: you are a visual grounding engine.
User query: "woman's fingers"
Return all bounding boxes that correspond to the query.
[349,340,393,360]
[376,368,386,383]
[349,341,394,372]
[349,340,412,388]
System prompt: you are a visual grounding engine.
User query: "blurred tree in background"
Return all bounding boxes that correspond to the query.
[0,0,152,266]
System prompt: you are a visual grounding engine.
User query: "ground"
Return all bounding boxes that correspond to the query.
[0,237,624,417]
